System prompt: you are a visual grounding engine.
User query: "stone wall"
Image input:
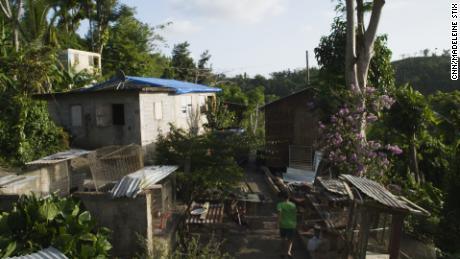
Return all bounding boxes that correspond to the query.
[46,91,142,149]
[74,192,148,259]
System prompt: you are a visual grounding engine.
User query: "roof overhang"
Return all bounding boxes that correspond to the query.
[34,76,221,99]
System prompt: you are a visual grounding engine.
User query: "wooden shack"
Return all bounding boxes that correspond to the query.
[299,175,430,259]
[261,88,320,170]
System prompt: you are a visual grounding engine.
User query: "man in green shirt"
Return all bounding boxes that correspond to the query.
[277,191,297,258]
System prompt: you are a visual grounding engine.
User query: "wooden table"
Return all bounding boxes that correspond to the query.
[186,202,225,225]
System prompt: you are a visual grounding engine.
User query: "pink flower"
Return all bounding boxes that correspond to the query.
[366,87,376,94]
[339,108,350,116]
[380,95,395,109]
[351,153,358,161]
[386,144,403,155]
[333,135,343,146]
[366,114,378,122]
[351,84,360,94]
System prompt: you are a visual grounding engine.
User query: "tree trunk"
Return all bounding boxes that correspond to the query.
[410,133,421,183]
[345,0,358,89]
[0,0,22,52]
[345,0,386,140]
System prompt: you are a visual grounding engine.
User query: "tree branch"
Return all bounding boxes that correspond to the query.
[364,0,385,50]
[0,0,12,18]
[356,0,365,44]
[345,0,358,88]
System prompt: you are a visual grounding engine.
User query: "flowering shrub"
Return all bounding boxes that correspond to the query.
[317,86,401,177]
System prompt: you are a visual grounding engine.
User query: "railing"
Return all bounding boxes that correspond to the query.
[289,145,313,170]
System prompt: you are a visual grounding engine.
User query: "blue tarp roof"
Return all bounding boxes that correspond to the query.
[82,76,221,94]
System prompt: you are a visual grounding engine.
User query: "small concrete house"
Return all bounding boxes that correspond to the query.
[59,48,101,75]
[261,88,320,170]
[36,76,220,155]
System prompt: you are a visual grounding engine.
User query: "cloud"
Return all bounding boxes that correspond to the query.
[169,0,287,23]
[164,19,202,35]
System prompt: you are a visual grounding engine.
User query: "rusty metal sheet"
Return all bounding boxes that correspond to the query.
[317,177,348,196]
[110,165,178,198]
[7,246,68,259]
[340,174,410,211]
[26,149,92,165]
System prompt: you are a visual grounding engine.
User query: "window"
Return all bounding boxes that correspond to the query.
[207,96,215,110]
[180,96,192,117]
[96,104,110,127]
[88,56,99,67]
[70,105,82,127]
[199,96,207,113]
[93,56,99,67]
[112,104,125,125]
[154,102,163,120]
[73,53,79,65]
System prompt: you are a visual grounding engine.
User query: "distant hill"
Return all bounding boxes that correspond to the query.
[392,56,458,95]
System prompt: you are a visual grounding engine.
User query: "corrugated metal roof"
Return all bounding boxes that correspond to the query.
[78,76,221,95]
[317,177,348,196]
[110,165,178,198]
[26,149,92,165]
[340,174,410,211]
[7,246,68,259]
[0,175,26,187]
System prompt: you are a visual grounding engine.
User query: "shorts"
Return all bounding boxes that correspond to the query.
[279,228,295,239]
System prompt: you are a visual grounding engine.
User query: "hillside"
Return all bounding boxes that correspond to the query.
[392,56,458,95]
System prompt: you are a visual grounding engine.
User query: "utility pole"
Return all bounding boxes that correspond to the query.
[306,50,310,86]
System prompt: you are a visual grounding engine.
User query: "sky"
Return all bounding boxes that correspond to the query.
[117,0,450,77]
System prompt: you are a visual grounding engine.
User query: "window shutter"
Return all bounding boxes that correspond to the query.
[70,105,82,127]
[154,102,163,120]
[96,104,111,127]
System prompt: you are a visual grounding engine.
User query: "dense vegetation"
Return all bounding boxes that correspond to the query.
[0,195,111,258]
[392,55,460,95]
[155,125,246,204]
[393,54,457,95]
[0,47,69,167]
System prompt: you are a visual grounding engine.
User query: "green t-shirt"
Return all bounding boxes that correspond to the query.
[277,201,297,229]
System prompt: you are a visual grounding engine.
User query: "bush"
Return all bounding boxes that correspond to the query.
[0,97,69,166]
[138,234,232,259]
[0,194,111,258]
[155,125,244,203]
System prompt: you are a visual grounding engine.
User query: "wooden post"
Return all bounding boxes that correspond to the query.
[388,214,405,259]
[145,190,155,256]
[358,210,371,259]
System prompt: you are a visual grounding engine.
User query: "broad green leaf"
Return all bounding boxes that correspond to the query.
[78,211,91,225]
[71,205,80,217]
[39,202,59,221]
[79,233,97,242]
[81,244,95,258]
[3,242,16,257]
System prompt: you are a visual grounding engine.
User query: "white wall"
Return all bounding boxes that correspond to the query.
[139,92,214,146]
[63,49,101,75]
